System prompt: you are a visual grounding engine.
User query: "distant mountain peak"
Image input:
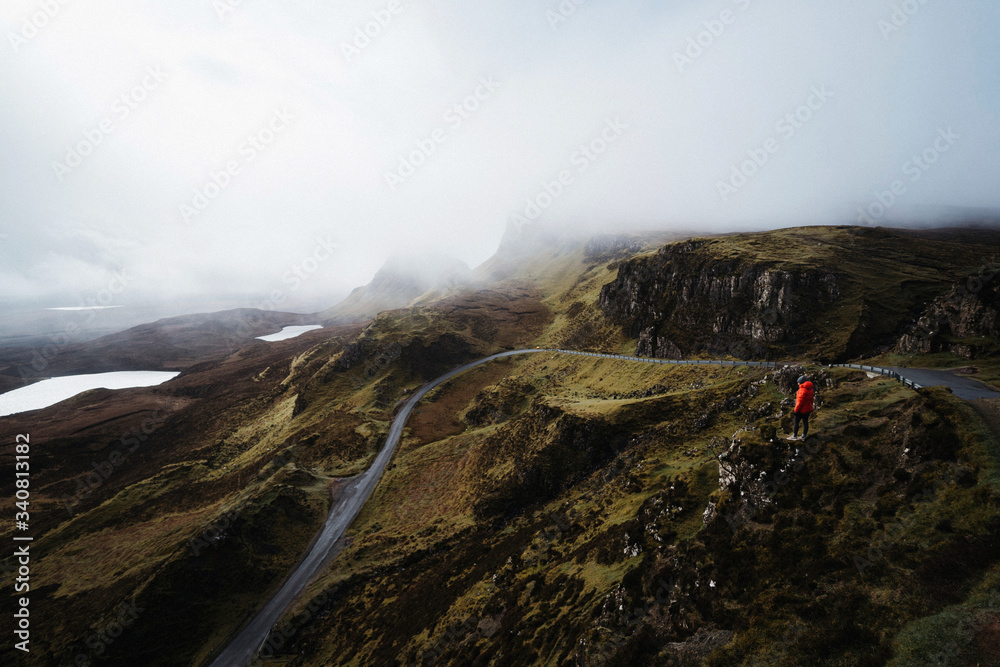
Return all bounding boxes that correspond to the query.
[321,252,472,324]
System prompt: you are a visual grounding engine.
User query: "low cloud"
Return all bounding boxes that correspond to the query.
[1,0,997,312]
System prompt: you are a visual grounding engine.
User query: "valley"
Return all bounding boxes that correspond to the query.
[1,225,999,666]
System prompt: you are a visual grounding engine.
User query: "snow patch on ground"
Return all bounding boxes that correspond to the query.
[0,371,180,417]
[256,325,323,342]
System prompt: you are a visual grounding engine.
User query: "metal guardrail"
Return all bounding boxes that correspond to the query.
[828,363,923,390]
[544,349,783,370]
[545,350,923,391]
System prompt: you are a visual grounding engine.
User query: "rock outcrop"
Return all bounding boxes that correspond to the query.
[583,234,643,262]
[896,274,1000,358]
[598,241,841,360]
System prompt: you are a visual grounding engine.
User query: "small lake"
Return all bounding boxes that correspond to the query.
[256,325,323,342]
[0,371,180,417]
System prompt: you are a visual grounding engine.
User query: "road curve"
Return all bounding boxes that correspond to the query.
[207,350,549,666]
[884,367,1000,400]
[209,349,961,665]
[829,363,1000,399]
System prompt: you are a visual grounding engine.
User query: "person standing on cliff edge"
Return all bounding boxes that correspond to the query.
[789,375,814,440]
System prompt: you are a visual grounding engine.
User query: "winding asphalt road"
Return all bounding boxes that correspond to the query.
[207,349,995,665]
[207,350,547,666]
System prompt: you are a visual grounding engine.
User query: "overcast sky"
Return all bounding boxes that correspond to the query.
[1,0,999,313]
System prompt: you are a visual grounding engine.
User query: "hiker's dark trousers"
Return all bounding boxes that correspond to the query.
[793,411,810,437]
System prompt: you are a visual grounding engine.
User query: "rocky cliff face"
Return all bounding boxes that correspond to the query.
[599,241,841,360]
[583,234,643,262]
[896,273,1000,358]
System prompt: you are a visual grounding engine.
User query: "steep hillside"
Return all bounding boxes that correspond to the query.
[0,323,367,666]
[599,226,1000,363]
[320,254,473,325]
[0,285,548,666]
[474,229,683,355]
[252,354,1000,667]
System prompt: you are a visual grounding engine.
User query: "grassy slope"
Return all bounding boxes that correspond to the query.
[0,328,396,666]
[271,358,1000,666]
[244,229,1000,666]
[0,276,551,665]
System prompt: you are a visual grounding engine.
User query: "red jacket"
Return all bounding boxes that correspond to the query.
[795,381,814,414]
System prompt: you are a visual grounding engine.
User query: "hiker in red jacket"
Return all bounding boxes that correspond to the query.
[790,375,814,440]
